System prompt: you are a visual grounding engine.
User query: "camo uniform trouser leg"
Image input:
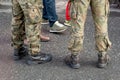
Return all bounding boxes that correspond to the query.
[11,0,25,49]
[11,0,43,55]
[91,0,111,53]
[68,0,111,55]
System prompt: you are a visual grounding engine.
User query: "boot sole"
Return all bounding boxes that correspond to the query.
[97,63,108,68]
[26,57,52,65]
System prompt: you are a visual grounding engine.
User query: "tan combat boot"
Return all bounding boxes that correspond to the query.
[97,52,110,68]
[65,54,80,69]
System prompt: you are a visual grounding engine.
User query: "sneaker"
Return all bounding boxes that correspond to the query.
[64,20,71,26]
[41,19,49,24]
[13,46,28,60]
[26,53,52,65]
[50,21,67,33]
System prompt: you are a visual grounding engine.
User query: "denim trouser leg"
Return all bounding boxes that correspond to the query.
[42,0,48,20]
[42,0,58,27]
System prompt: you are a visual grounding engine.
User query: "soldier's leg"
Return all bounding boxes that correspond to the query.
[65,0,90,69]
[91,0,112,68]
[11,0,25,49]
[19,1,52,64]
[11,0,27,60]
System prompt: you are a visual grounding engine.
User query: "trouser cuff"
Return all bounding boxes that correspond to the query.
[71,51,80,56]
[98,52,107,57]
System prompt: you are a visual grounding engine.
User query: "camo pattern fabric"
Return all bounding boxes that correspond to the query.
[68,0,112,54]
[11,0,43,55]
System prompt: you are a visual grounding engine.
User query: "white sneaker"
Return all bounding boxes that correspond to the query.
[64,20,71,27]
[50,21,67,33]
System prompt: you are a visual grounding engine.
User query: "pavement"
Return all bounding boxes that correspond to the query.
[0,1,120,80]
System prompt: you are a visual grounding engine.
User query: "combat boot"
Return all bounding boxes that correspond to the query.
[65,54,80,69]
[14,46,28,60]
[97,52,110,68]
[26,53,52,65]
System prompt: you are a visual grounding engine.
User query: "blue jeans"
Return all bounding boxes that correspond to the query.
[42,0,58,27]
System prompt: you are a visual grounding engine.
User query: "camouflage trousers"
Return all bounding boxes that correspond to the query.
[11,0,42,55]
[68,0,112,55]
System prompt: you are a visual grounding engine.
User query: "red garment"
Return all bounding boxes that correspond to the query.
[65,0,71,21]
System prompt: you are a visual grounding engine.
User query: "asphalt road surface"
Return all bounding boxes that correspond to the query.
[0,0,120,80]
